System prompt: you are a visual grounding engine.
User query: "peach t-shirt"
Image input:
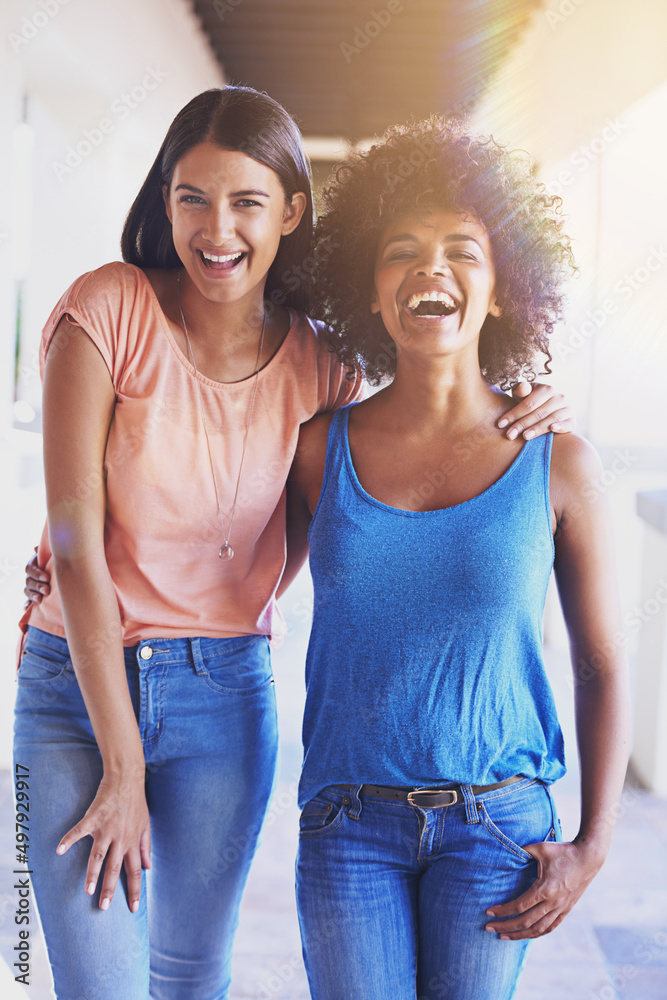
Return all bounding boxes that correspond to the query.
[27,262,362,644]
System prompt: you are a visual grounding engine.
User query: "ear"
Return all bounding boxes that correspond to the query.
[162,184,173,225]
[282,191,307,236]
[488,297,503,319]
[370,289,380,314]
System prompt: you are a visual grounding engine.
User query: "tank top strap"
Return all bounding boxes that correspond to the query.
[502,430,554,540]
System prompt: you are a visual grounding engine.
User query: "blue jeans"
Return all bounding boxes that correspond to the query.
[296,778,561,1000]
[13,626,279,1000]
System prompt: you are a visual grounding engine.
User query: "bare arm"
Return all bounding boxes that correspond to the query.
[43,317,150,912]
[485,434,631,939]
[276,413,333,601]
[276,478,312,599]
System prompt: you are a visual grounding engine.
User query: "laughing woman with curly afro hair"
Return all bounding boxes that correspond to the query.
[287,117,630,1000]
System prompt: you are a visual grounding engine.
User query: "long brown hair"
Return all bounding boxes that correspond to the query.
[121,87,314,311]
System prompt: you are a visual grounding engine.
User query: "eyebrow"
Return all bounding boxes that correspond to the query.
[382,232,484,250]
[174,183,271,198]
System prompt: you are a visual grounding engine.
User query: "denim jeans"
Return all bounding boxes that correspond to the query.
[13,625,279,1000]
[296,777,561,1000]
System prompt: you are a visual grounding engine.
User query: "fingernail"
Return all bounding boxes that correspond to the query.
[498,418,508,428]
[523,429,535,440]
[131,900,139,913]
[101,897,110,911]
[86,882,95,895]
[507,428,518,440]
[486,910,495,917]
[500,935,510,941]
[551,423,561,432]
[485,925,495,932]
[56,844,66,855]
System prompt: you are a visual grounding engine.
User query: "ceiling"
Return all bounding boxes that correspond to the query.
[191,0,542,142]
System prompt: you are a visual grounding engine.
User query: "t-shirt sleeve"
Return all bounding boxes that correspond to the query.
[314,321,366,411]
[40,262,135,391]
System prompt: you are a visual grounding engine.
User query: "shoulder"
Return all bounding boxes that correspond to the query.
[283,310,363,410]
[57,261,146,315]
[550,432,603,482]
[79,260,144,293]
[42,262,151,386]
[550,433,604,525]
[285,310,332,360]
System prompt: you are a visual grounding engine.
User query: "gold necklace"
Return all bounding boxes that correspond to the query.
[176,269,266,560]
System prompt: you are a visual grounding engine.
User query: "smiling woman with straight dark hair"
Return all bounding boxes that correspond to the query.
[13,85,357,1000]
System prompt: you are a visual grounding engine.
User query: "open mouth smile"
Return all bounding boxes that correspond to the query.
[405,290,459,317]
[197,249,247,271]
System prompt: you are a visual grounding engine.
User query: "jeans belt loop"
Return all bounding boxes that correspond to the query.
[190,637,205,675]
[347,784,363,821]
[461,783,480,824]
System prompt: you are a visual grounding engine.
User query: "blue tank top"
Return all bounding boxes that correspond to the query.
[298,404,566,807]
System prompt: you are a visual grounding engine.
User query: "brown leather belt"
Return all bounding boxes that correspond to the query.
[334,775,522,808]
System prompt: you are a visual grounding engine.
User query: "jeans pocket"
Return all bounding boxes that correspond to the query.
[197,635,273,696]
[478,781,553,863]
[299,791,348,838]
[19,634,72,683]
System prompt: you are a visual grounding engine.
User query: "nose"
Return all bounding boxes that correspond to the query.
[201,202,236,246]
[415,248,451,278]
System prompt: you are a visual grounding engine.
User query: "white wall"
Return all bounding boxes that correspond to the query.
[0,0,224,767]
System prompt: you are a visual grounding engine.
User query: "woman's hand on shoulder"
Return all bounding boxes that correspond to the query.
[484,839,605,940]
[497,381,574,440]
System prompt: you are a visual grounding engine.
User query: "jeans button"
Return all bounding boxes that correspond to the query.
[140,646,153,660]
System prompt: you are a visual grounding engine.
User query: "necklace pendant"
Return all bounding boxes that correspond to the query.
[219,542,235,561]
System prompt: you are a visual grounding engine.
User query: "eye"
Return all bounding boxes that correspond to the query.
[235,199,262,208]
[179,195,205,205]
[449,251,477,261]
[387,250,416,261]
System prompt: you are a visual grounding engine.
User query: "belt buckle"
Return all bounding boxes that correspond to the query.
[407,787,458,807]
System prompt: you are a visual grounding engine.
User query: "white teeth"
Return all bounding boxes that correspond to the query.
[201,251,243,263]
[406,290,457,311]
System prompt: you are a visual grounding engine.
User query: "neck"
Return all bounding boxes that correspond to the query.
[381,349,498,432]
[176,269,266,353]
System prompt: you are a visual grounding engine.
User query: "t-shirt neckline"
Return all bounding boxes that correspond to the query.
[130,263,296,390]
